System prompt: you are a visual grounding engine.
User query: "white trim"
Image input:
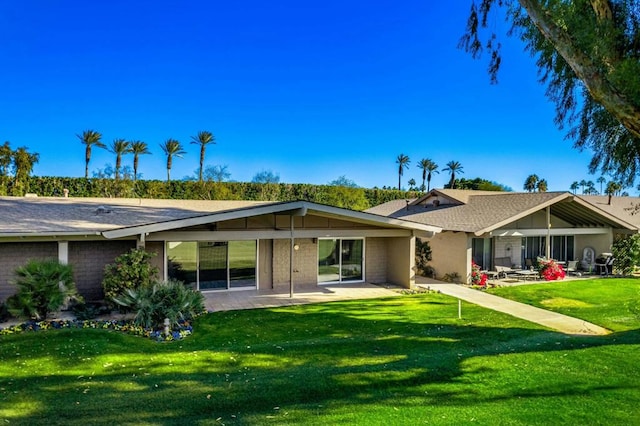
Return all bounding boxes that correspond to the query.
[147,229,413,241]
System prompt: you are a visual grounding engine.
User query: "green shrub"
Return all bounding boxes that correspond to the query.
[7,259,81,320]
[71,301,110,320]
[102,249,159,306]
[415,238,434,277]
[0,301,10,322]
[611,234,640,276]
[112,279,205,329]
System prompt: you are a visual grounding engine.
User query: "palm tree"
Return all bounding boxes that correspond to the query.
[160,139,186,182]
[442,161,464,189]
[130,141,151,181]
[395,154,410,190]
[190,131,216,182]
[537,178,548,192]
[569,181,579,194]
[417,158,439,192]
[108,139,131,180]
[606,181,622,204]
[597,176,606,194]
[77,130,105,178]
[579,179,587,194]
[523,174,539,192]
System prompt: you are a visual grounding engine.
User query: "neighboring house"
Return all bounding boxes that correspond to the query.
[367,189,638,282]
[0,196,441,301]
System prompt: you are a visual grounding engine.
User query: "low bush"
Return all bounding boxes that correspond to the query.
[112,279,205,329]
[7,259,82,320]
[71,301,110,320]
[0,301,10,322]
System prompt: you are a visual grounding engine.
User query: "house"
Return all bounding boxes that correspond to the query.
[0,196,441,301]
[367,189,638,282]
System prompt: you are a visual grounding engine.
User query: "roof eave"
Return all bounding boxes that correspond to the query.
[102,201,442,239]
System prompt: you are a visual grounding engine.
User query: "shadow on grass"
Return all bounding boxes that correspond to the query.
[1,294,639,425]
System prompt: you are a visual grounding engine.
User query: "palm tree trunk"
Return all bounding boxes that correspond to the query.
[199,146,205,182]
[115,155,121,180]
[133,156,138,182]
[85,147,91,179]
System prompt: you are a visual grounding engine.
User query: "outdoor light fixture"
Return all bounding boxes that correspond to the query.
[293,244,300,251]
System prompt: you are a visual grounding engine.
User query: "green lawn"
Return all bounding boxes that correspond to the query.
[488,277,640,332]
[1,282,639,425]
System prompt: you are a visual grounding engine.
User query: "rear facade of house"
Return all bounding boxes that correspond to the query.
[0,197,439,302]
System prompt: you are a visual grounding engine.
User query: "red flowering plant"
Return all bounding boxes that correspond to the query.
[470,261,488,287]
[537,258,566,281]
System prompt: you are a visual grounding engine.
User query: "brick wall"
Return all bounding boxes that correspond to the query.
[365,237,387,284]
[0,242,58,301]
[272,238,318,290]
[69,240,136,301]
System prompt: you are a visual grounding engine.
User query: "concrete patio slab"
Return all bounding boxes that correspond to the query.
[203,282,400,312]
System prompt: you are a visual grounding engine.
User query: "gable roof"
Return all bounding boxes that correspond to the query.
[0,196,441,239]
[367,189,637,235]
[102,200,442,239]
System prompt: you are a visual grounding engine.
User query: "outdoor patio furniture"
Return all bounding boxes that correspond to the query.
[595,255,614,276]
[493,256,517,278]
[513,269,539,281]
[566,260,579,275]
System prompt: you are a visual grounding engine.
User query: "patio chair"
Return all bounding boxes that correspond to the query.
[493,257,517,278]
[566,260,578,275]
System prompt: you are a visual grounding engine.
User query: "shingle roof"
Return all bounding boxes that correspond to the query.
[0,196,441,237]
[579,195,640,227]
[367,190,637,234]
[0,197,272,235]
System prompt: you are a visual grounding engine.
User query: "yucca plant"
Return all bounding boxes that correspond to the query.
[113,279,205,329]
[7,259,81,320]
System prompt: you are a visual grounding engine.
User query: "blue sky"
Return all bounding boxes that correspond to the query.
[0,1,603,192]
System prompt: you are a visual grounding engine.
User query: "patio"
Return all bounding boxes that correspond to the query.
[202,282,401,312]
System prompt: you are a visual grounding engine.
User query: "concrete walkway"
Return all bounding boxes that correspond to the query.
[417,280,610,336]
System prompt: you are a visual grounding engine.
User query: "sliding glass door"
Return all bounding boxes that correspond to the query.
[318,238,363,284]
[167,240,257,291]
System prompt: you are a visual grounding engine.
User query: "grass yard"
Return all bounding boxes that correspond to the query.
[1,282,640,425]
[488,277,640,332]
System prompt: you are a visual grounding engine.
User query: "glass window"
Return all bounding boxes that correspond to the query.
[318,238,363,283]
[167,240,257,291]
[229,240,257,288]
[341,239,363,281]
[167,242,197,287]
[199,242,228,290]
[318,239,339,283]
[472,238,492,269]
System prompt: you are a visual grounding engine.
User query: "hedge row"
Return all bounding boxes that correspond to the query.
[1,176,422,211]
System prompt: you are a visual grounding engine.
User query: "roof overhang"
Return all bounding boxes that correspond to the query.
[101,200,442,239]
